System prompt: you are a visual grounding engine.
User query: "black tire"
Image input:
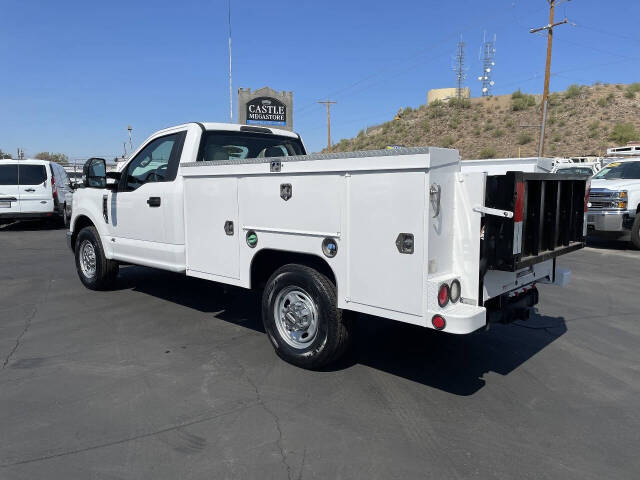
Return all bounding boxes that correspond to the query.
[74,226,119,290]
[262,264,352,369]
[631,214,640,250]
[61,203,70,228]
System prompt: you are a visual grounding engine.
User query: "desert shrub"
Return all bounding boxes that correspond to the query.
[484,123,494,131]
[478,147,497,159]
[422,120,430,132]
[552,133,562,142]
[512,91,536,111]
[548,92,562,106]
[517,132,534,145]
[440,136,455,148]
[429,99,444,107]
[624,89,635,99]
[493,129,505,138]
[448,117,461,129]
[504,118,515,129]
[565,84,583,99]
[609,123,639,144]
[449,97,471,109]
[472,127,481,136]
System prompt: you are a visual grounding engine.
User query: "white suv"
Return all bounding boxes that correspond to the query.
[0,159,73,226]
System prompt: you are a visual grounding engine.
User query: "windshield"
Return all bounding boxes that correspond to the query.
[556,167,593,176]
[593,161,640,180]
[197,131,305,162]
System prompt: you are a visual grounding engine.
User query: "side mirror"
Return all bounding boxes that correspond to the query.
[83,157,107,188]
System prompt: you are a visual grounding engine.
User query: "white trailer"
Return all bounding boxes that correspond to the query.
[68,123,588,368]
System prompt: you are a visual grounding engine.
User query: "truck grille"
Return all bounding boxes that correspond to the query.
[588,189,625,211]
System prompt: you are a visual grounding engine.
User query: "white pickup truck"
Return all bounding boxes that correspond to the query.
[67,123,588,368]
[587,157,640,248]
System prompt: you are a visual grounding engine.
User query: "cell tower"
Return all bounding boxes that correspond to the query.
[478,32,496,97]
[454,38,467,100]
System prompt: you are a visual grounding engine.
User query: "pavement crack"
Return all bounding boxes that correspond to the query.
[1,278,52,371]
[246,376,292,480]
[0,403,256,468]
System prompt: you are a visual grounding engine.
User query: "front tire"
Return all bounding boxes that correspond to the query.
[74,226,119,290]
[631,214,640,250]
[262,264,352,369]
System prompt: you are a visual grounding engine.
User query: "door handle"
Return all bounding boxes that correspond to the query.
[147,197,161,207]
[24,188,35,192]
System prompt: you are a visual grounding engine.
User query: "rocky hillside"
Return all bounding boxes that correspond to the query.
[325,83,640,159]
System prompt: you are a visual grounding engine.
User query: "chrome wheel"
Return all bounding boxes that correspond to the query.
[273,286,319,349]
[79,240,97,278]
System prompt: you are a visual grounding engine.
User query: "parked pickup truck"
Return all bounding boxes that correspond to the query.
[67,123,588,368]
[587,158,640,248]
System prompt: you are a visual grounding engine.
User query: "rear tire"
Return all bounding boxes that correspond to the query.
[75,226,119,290]
[61,203,70,228]
[262,264,352,369]
[630,214,640,250]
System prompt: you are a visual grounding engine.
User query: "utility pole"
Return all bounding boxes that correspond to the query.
[530,0,569,156]
[318,100,337,149]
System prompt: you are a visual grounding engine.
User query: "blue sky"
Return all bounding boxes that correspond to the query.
[1,0,638,158]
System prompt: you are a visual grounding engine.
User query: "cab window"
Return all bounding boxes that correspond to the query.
[197,131,305,162]
[121,132,185,192]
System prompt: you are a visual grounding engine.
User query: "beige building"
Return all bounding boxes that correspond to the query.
[427,87,470,105]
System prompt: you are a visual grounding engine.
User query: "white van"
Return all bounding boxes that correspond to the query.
[0,159,73,226]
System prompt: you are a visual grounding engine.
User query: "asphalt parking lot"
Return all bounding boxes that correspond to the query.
[1,221,639,479]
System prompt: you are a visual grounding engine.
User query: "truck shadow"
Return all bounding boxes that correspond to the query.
[116,265,566,396]
[341,313,566,396]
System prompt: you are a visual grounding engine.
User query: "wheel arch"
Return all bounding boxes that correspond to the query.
[250,248,337,290]
[70,215,96,252]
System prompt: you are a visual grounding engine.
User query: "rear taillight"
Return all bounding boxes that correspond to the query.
[438,283,449,308]
[584,180,591,213]
[51,170,57,199]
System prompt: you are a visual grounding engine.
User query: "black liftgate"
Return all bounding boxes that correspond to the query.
[482,171,588,272]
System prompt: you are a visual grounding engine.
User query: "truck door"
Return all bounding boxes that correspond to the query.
[18,164,51,215]
[0,163,21,216]
[111,131,186,268]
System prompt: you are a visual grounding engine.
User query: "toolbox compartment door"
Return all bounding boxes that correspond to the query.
[346,171,425,316]
[483,171,587,272]
[184,176,240,279]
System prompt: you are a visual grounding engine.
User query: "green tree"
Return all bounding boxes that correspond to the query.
[0,149,12,159]
[35,152,69,165]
